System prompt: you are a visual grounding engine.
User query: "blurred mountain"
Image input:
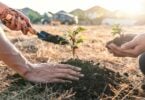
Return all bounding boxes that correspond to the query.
[71,6,112,19]
[70,9,85,15]
[70,9,86,19]
[85,6,112,19]
[70,6,112,24]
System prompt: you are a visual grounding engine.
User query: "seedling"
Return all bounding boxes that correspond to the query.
[64,27,86,58]
[109,24,131,46]
[111,24,123,37]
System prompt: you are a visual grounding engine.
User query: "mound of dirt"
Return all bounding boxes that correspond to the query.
[0,59,143,100]
[61,59,135,100]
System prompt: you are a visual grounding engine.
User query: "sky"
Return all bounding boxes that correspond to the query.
[0,0,144,15]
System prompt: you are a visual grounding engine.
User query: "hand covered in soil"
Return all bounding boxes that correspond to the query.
[23,63,84,83]
[0,8,31,35]
[106,33,145,57]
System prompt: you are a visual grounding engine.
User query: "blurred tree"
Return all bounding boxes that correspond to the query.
[19,8,42,24]
[28,11,42,24]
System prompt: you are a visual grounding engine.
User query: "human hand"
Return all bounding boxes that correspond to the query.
[106,33,145,57]
[0,8,31,34]
[23,63,84,83]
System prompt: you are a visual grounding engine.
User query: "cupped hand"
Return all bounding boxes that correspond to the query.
[106,33,145,57]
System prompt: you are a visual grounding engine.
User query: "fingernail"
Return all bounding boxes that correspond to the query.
[80,74,84,77]
[77,67,82,71]
[76,78,79,80]
[121,45,127,49]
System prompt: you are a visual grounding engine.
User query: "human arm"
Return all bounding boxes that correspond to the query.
[0,27,83,83]
[0,2,84,83]
[106,33,145,57]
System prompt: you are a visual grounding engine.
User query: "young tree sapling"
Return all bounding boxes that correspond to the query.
[64,27,86,58]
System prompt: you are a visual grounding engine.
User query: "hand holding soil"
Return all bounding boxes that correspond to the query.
[106,33,145,57]
[107,34,136,47]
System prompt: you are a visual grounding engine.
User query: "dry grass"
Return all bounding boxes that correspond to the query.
[0,25,145,100]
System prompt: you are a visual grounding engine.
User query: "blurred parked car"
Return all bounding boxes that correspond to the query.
[41,11,78,25]
[41,12,53,25]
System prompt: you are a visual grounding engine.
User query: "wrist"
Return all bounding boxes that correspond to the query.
[16,61,33,77]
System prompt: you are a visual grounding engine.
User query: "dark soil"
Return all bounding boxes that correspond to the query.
[0,59,142,100]
[107,34,137,46]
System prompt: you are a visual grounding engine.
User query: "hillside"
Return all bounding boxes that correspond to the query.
[19,7,42,23]
[85,6,111,19]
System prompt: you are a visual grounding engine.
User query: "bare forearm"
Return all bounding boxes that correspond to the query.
[0,28,31,76]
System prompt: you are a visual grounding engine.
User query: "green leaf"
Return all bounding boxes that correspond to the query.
[76,38,83,44]
[111,24,122,36]
[72,27,86,35]
[73,30,79,35]
[76,27,86,32]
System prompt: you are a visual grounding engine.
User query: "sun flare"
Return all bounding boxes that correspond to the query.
[107,0,143,15]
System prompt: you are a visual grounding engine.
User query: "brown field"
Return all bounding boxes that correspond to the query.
[0,25,145,100]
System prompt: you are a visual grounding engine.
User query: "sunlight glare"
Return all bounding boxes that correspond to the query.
[107,0,143,15]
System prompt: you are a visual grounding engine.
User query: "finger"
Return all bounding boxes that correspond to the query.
[20,14,30,23]
[55,68,84,77]
[106,41,113,48]
[10,16,16,29]
[121,40,136,50]
[108,43,123,53]
[21,28,28,35]
[110,43,141,57]
[21,21,29,35]
[58,64,82,72]
[41,63,81,72]
[24,18,31,27]
[25,73,71,84]
[107,43,116,49]
[50,79,72,83]
[15,10,31,27]
[22,17,32,28]
[109,44,128,57]
[18,12,32,27]
[28,79,71,84]
[112,50,126,57]
[15,17,21,30]
[53,73,80,81]
[113,53,126,57]
[121,45,142,57]
[107,48,113,53]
